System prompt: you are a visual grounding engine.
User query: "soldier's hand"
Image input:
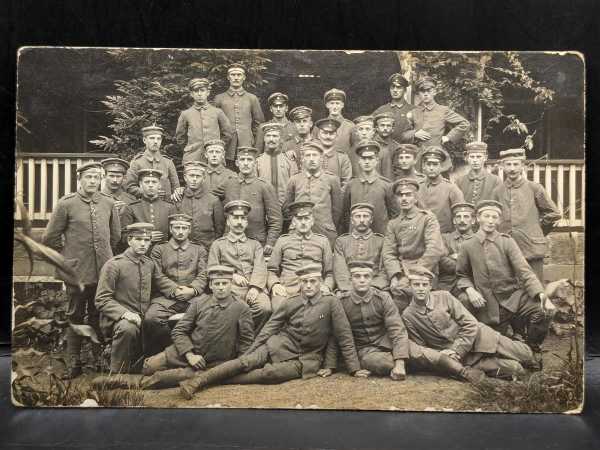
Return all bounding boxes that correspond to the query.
[121,311,141,327]
[113,200,126,211]
[272,283,287,297]
[246,287,259,304]
[185,352,206,370]
[232,273,249,287]
[466,287,486,308]
[170,187,184,203]
[263,245,273,256]
[390,360,407,381]
[414,129,432,141]
[539,293,557,316]
[440,349,460,361]
[353,369,371,378]
[450,253,458,260]
[175,286,195,301]
[151,231,164,243]
[317,368,333,378]
[441,135,450,145]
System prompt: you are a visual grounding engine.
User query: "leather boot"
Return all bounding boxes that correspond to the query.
[62,329,83,380]
[179,359,245,400]
[140,368,196,390]
[436,354,486,383]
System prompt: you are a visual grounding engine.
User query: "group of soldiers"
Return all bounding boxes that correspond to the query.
[42,63,563,400]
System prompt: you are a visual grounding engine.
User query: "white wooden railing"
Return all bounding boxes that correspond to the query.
[14,153,585,228]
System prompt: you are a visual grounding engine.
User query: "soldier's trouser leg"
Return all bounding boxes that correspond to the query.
[179,345,270,399]
[232,285,272,333]
[110,319,142,374]
[65,284,100,373]
[224,360,302,385]
[271,281,299,312]
[407,341,484,382]
[143,299,190,356]
[515,296,550,352]
[359,352,395,376]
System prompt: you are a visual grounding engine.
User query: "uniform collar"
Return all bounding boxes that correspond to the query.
[238,174,256,184]
[169,238,190,250]
[476,229,499,243]
[295,135,312,144]
[294,230,313,240]
[421,101,437,111]
[227,87,246,96]
[226,232,247,243]
[124,247,144,264]
[389,100,407,109]
[206,165,224,175]
[101,186,123,198]
[77,190,100,203]
[143,150,162,162]
[411,296,432,314]
[453,230,472,240]
[213,294,235,309]
[426,175,443,186]
[305,170,322,179]
[504,175,526,188]
[399,207,418,219]
[468,170,486,181]
[360,173,379,184]
[193,102,209,111]
[184,186,205,198]
[328,114,346,122]
[302,292,322,306]
[142,194,160,203]
[351,288,373,305]
[351,229,373,240]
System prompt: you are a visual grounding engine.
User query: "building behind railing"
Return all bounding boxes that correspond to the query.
[14,152,585,229]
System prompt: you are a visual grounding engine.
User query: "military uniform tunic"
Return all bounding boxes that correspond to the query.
[342,173,398,235]
[282,135,314,171]
[256,150,299,206]
[438,230,473,293]
[204,165,237,195]
[125,150,180,198]
[333,231,388,292]
[418,176,465,233]
[285,171,343,248]
[101,186,137,209]
[174,186,225,251]
[372,101,414,144]
[120,196,177,245]
[455,169,501,205]
[402,102,470,149]
[321,147,353,191]
[373,135,398,180]
[175,104,234,163]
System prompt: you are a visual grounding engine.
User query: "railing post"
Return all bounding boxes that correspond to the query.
[15,156,24,220]
[40,158,48,221]
[64,159,71,196]
[569,164,577,225]
[557,164,565,225]
[52,158,59,218]
[27,158,35,219]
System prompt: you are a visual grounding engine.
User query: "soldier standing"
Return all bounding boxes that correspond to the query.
[332,260,409,380]
[175,77,234,164]
[120,169,177,248]
[173,161,225,252]
[267,202,334,311]
[456,200,555,369]
[372,73,414,144]
[254,92,298,153]
[220,146,283,255]
[455,141,501,205]
[333,203,389,293]
[492,148,561,283]
[285,142,343,248]
[314,118,353,190]
[143,213,208,355]
[214,63,265,166]
[348,115,376,176]
[372,113,399,180]
[382,178,445,313]
[282,105,315,171]
[419,146,465,233]
[256,122,299,207]
[313,88,355,152]
[179,263,369,399]
[202,139,237,194]
[95,223,179,373]
[138,265,254,389]
[342,140,397,235]
[208,200,272,331]
[43,162,121,378]
[100,158,137,214]
[125,124,182,200]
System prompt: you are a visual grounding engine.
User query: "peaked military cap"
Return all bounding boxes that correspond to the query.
[416,76,436,91]
[406,265,435,281]
[476,200,503,215]
[101,158,129,173]
[183,161,208,172]
[137,168,163,180]
[289,106,313,121]
[353,115,374,125]
[224,200,252,215]
[348,259,375,274]
[323,88,346,103]
[207,265,235,279]
[314,117,341,132]
[141,124,164,136]
[301,141,325,154]
[204,139,226,149]
[268,92,288,106]
[76,161,103,174]
[126,222,154,237]
[465,141,488,154]
[350,202,375,215]
[394,144,419,157]
[355,140,381,157]
[188,78,211,91]
[237,146,259,157]
[374,112,396,125]
[168,213,193,224]
[227,63,246,75]
[421,146,447,162]
[499,148,526,161]
[451,202,476,215]
[288,201,315,217]
[260,122,283,134]
[392,177,420,194]
[295,263,323,279]
[388,73,409,87]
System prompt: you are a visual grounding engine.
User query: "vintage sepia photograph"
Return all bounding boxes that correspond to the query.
[12,48,584,412]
